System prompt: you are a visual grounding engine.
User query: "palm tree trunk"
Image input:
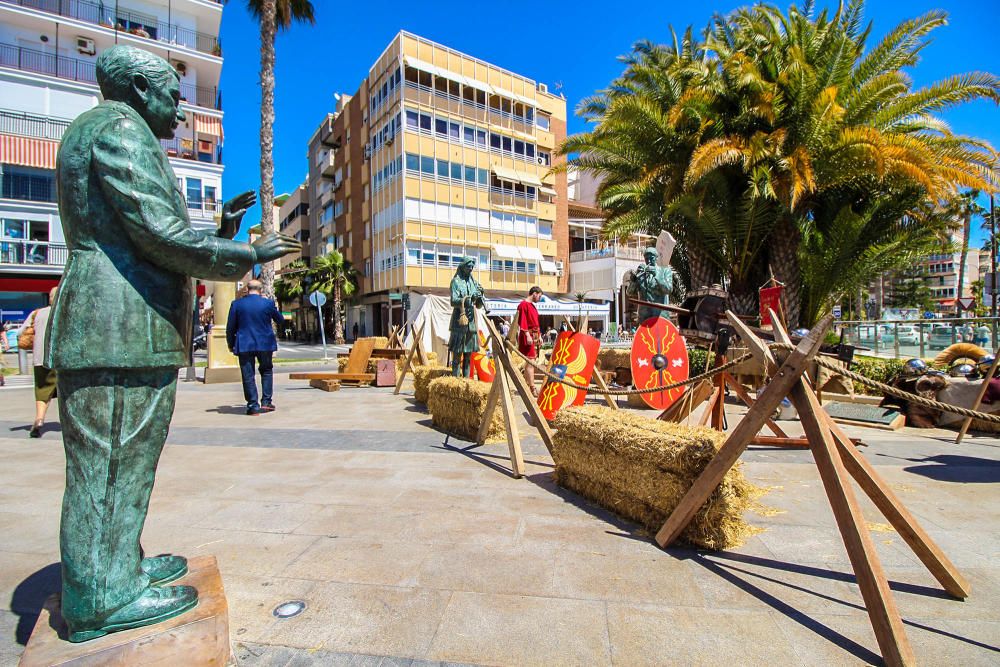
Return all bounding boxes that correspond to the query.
[686,243,717,290]
[258,0,277,299]
[957,212,971,316]
[333,281,344,344]
[769,217,802,328]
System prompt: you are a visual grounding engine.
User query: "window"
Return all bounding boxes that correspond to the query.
[419,113,431,131]
[450,163,462,180]
[405,110,418,128]
[421,156,434,175]
[435,118,448,136]
[537,113,551,131]
[185,178,202,204]
[203,186,217,205]
[490,133,501,150]
[476,129,486,146]
[514,140,525,156]
[449,122,460,140]
[465,166,476,183]
[538,151,551,166]
[502,136,512,152]
[478,168,488,184]
[526,144,535,159]
[464,126,475,143]
[436,159,449,178]
[406,153,419,171]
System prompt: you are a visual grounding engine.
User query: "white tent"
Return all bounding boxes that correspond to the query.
[404,294,490,363]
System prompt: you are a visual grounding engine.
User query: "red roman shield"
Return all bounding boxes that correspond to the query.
[537,331,600,420]
[630,317,689,410]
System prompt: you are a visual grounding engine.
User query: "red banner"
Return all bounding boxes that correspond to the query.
[759,286,784,326]
[537,331,600,420]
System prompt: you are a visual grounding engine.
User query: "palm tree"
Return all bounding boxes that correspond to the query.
[945,189,986,312]
[239,0,315,298]
[273,258,307,307]
[309,251,357,345]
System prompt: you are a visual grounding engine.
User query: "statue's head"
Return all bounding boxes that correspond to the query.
[458,256,475,277]
[643,247,659,266]
[96,45,185,140]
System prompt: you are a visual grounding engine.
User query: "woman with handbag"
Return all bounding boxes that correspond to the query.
[19,285,59,438]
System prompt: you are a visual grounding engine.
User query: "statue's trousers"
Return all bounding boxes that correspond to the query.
[56,368,178,627]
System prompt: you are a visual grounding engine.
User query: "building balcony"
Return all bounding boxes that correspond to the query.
[0,0,221,56]
[0,108,69,139]
[0,42,221,110]
[160,137,222,165]
[0,238,67,271]
[186,198,220,218]
[320,152,338,177]
[569,246,644,263]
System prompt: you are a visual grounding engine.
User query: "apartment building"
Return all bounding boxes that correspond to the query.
[306,31,568,336]
[0,0,225,322]
[275,183,310,270]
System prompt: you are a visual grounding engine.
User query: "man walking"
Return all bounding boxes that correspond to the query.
[517,286,543,396]
[227,279,285,415]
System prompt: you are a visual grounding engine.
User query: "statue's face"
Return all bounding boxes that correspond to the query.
[459,260,475,277]
[134,71,185,139]
[644,250,658,266]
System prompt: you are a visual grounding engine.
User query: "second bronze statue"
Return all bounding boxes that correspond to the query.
[448,256,486,377]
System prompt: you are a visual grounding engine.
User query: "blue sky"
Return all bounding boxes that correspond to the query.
[219,0,1000,243]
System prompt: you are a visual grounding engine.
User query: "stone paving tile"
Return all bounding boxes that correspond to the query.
[225,574,318,645]
[607,603,801,665]
[192,499,327,534]
[140,525,320,580]
[281,538,435,588]
[426,591,611,666]
[415,544,560,599]
[0,511,59,556]
[256,582,451,658]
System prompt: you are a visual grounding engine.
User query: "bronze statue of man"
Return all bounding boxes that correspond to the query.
[448,256,485,377]
[49,45,299,642]
[627,247,674,323]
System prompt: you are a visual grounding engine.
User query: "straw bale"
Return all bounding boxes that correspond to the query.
[552,405,763,550]
[427,376,505,442]
[626,392,653,409]
[597,348,630,371]
[413,365,452,404]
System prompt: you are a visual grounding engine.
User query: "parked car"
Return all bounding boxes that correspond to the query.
[891,325,923,346]
[928,325,957,350]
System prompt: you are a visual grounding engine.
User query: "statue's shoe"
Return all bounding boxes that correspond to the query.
[141,555,188,585]
[67,585,198,643]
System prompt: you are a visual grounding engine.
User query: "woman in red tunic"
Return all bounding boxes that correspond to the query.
[516,286,543,396]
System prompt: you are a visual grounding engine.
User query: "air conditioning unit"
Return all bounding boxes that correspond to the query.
[76,37,96,55]
[537,82,548,93]
[385,135,394,145]
[363,143,372,160]
[556,260,564,277]
[172,60,188,76]
[537,156,545,165]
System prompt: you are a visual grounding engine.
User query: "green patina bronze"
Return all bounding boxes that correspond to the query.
[627,247,674,322]
[50,45,299,643]
[448,256,485,377]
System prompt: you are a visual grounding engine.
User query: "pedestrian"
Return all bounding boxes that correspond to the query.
[500,319,510,338]
[0,321,9,386]
[227,279,286,415]
[352,321,359,341]
[21,286,59,437]
[974,323,991,348]
[517,286,543,397]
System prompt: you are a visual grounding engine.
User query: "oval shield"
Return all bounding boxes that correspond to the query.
[537,331,600,420]
[630,317,689,410]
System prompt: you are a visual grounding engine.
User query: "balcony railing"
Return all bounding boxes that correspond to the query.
[186,199,220,216]
[0,239,67,267]
[160,137,222,164]
[0,42,221,110]
[0,0,221,56]
[0,108,70,140]
[570,246,645,262]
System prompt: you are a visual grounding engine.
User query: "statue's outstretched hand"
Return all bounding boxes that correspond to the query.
[252,233,301,264]
[218,190,258,239]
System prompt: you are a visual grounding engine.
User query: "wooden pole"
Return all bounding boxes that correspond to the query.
[393,322,426,395]
[955,344,1000,443]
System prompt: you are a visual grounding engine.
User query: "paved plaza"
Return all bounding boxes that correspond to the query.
[0,366,998,666]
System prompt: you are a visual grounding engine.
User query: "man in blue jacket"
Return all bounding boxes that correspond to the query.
[227,279,285,414]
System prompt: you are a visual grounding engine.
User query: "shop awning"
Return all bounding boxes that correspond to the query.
[193,113,223,139]
[0,134,58,169]
[540,260,560,274]
[539,186,558,197]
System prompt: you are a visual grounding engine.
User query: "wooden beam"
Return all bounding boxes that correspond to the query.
[822,411,970,599]
[290,372,374,381]
[393,322,425,395]
[495,352,526,478]
[724,372,789,438]
[659,379,712,422]
[655,317,831,547]
[790,381,914,667]
[483,318,556,455]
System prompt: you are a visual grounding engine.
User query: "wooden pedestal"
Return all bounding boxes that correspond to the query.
[20,555,231,667]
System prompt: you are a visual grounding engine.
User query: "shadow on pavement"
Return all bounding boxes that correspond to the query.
[903,454,1000,483]
[10,562,60,646]
[204,405,250,415]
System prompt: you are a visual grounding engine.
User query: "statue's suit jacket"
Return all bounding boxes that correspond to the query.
[50,101,255,370]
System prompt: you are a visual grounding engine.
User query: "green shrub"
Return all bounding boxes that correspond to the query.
[850,356,904,394]
[687,348,716,373]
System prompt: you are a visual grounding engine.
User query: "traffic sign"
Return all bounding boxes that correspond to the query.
[957,297,976,311]
[308,291,327,307]
[832,305,842,319]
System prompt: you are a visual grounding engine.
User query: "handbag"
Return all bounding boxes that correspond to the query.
[17,311,36,350]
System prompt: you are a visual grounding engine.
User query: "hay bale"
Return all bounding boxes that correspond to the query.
[427,376,505,442]
[394,350,439,371]
[413,365,452,404]
[626,391,653,409]
[597,348,630,371]
[552,406,763,550]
